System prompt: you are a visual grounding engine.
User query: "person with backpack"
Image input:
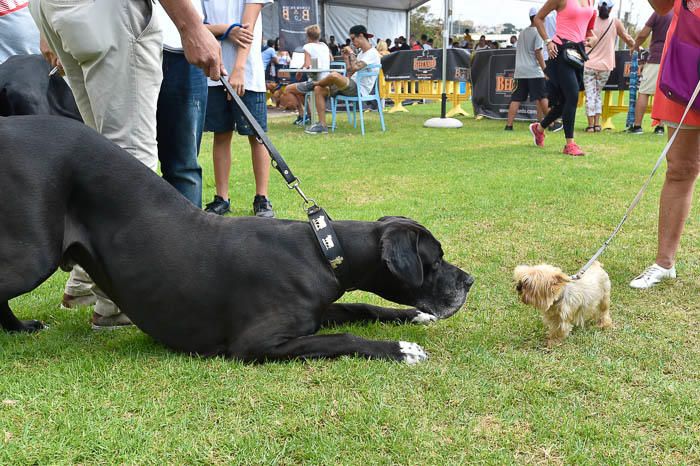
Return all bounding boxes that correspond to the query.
[630,0,700,288]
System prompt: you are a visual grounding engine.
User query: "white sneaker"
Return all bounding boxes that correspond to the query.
[629,263,676,289]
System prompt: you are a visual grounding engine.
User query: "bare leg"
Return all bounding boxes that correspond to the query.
[313,85,330,126]
[284,84,304,117]
[212,131,233,200]
[655,128,700,268]
[634,93,650,127]
[249,136,270,197]
[506,101,520,126]
[536,98,548,121]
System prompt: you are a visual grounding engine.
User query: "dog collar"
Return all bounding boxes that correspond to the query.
[307,205,350,288]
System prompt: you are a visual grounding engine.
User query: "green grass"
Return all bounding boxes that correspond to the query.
[2,104,699,464]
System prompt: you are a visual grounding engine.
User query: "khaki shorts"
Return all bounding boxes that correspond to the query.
[329,79,358,97]
[639,63,660,95]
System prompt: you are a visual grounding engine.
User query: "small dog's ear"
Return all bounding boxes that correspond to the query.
[550,271,571,288]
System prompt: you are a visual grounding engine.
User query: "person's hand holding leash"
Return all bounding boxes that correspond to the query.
[181,23,225,80]
[40,34,63,76]
[227,23,253,48]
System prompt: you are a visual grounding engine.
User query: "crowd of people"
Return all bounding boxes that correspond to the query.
[0,0,383,328]
[1,0,699,317]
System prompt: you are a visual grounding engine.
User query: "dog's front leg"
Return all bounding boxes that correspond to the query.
[231,333,429,364]
[321,303,437,327]
[0,302,44,333]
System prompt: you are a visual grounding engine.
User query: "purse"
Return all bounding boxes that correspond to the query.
[562,46,586,69]
[659,0,700,111]
[557,37,589,70]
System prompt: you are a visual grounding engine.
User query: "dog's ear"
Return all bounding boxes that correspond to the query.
[381,227,424,288]
[549,271,570,295]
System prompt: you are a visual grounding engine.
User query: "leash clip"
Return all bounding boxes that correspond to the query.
[287,178,317,211]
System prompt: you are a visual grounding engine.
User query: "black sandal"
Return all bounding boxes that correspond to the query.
[585,126,596,133]
[594,125,602,132]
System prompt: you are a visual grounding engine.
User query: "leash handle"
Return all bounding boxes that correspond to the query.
[218,77,298,186]
[572,77,700,280]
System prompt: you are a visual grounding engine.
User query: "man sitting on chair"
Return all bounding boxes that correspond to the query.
[305,24,381,135]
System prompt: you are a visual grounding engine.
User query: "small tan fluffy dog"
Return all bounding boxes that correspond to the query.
[513,261,612,347]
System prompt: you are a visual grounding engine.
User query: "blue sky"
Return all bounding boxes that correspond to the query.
[428,0,655,28]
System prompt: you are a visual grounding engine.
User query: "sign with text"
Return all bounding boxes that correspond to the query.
[277,0,316,53]
[381,49,470,82]
[471,49,537,121]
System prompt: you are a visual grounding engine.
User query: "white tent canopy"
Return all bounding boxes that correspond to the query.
[262,0,430,47]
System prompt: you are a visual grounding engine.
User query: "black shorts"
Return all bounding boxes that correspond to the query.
[511,78,547,102]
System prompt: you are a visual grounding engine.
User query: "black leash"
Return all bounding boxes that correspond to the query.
[218,77,349,284]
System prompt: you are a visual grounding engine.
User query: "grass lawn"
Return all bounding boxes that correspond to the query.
[2,103,699,464]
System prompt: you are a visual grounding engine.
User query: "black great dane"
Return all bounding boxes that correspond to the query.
[0,116,473,364]
[0,55,81,120]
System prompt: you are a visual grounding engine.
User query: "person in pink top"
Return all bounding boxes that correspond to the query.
[583,0,634,132]
[530,0,597,156]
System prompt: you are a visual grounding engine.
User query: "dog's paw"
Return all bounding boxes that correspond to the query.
[398,341,428,364]
[9,320,45,333]
[411,311,438,325]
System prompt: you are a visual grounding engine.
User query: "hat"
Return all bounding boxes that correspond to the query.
[529,7,538,16]
[599,0,615,7]
[349,25,374,39]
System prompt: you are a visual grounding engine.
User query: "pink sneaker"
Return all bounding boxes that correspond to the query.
[529,123,545,147]
[563,142,585,156]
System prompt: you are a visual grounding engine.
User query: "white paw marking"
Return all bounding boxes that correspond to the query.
[411,311,438,325]
[399,341,428,364]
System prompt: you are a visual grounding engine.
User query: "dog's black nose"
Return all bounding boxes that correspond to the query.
[464,275,474,290]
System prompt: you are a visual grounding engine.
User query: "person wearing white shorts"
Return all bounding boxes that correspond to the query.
[628,10,673,135]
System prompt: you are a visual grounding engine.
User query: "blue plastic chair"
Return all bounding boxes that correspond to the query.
[330,64,386,135]
[302,62,347,125]
[330,61,347,76]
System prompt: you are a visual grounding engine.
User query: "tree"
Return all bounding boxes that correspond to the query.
[501,23,518,35]
[409,6,444,47]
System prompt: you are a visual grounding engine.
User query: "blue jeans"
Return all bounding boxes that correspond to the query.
[157,51,207,208]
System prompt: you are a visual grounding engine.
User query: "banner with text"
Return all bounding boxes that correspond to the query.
[604,50,632,90]
[381,49,471,82]
[470,49,537,121]
[277,0,317,53]
[471,49,634,120]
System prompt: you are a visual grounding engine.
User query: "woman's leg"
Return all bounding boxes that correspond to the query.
[583,68,597,127]
[655,127,700,268]
[594,71,611,128]
[539,58,565,131]
[559,63,581,143]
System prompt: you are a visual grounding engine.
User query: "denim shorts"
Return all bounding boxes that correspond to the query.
[204,86,267,136]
